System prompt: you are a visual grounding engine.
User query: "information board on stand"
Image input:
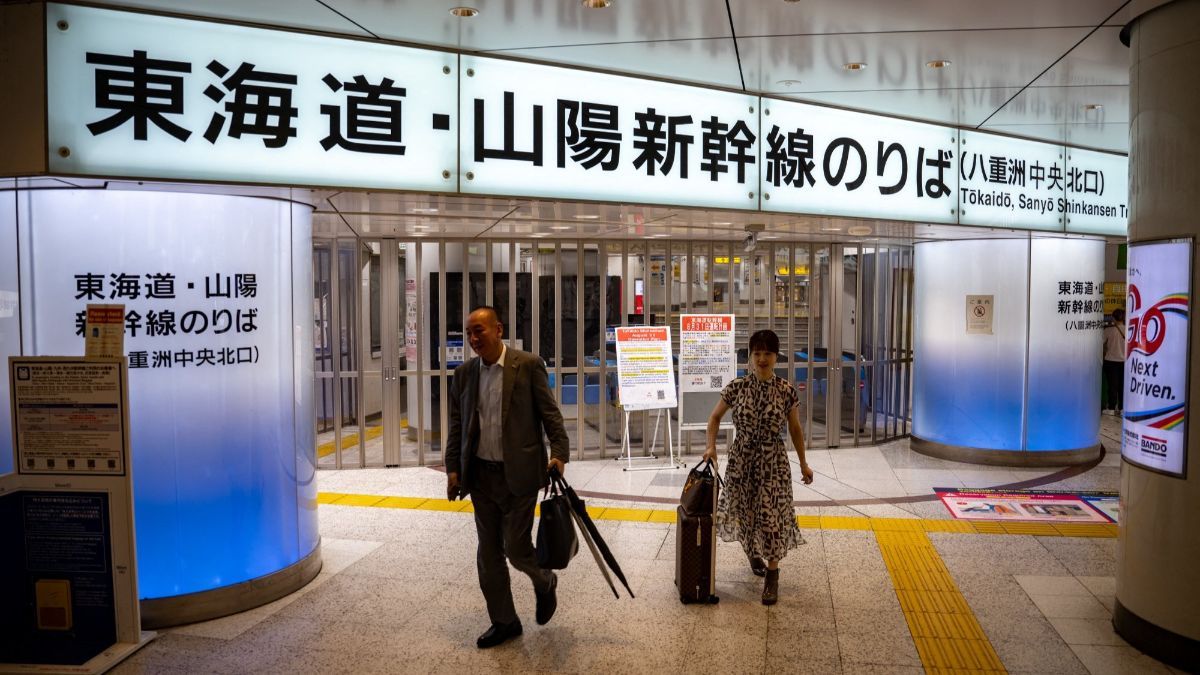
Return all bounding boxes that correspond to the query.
[677,315,736,458]
[2,356,153,674]
[614,326,677,470]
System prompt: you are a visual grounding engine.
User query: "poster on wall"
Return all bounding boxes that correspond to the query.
[679,315,735,393]
[614,326,676,410]
[404,279,418,362]
[965,295,994,334]
[1122,237,1192,477]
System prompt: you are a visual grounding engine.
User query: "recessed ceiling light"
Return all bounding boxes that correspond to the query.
[820,226,842,232]
[549,225,573,230]
[776,79,802,87]
[843,62,867,71]
[582,0,611,7]
[713,221,733,226]
[759,234,779,240]
[449,7,478,17]
[925,59,952,69]
[1084,103,1103,111]
[649,233,670,238]
[410,207,439,214]
[848,225,873,236]
[574,214,600,220]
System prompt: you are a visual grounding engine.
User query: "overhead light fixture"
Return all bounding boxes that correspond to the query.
[820,226,842,232]
[549,225,573,230]
[847,225,873,236]
[776,79,802,87]
[1084,103,1104,111]
[713,221,733,226]
[925,59,952,69]
[843,62,867,71]
[582,0,611,7]
[410,207,439,214]
[759,234,779,240]
[449,6,478,17]
[574,214,600,220]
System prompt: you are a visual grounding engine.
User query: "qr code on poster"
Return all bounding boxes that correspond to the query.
[656,389,665,400]
[710,375,722,389]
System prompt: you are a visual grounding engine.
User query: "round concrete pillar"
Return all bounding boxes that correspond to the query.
[1115,1,1200,669]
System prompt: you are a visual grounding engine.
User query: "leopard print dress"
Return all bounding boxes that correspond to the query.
[715,373,805,561]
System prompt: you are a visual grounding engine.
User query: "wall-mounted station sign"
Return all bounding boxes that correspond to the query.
[29,2,1128,235]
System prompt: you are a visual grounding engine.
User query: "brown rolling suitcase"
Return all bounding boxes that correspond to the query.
[675,506,719,604]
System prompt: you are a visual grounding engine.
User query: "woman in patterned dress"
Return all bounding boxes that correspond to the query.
[702,329,814,605]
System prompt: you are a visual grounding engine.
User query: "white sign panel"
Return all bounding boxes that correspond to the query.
[1064,148,1129,236]
[614,326,677,410]
[1122,238,1192,477]
[958,131,1064,230]
[10,357,128,476]
[760,100,957,223]
[965,295,994,335]
[460,56,759,210]
[46,3,457,190]
[679,314,736,393]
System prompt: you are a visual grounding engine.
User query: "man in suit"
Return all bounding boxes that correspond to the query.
[445,305,570,649]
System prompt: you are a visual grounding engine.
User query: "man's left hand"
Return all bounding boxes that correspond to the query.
[547,458,565,477]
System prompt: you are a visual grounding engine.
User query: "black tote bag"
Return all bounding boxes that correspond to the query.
[680,458,722,516]
[535,473,579,569]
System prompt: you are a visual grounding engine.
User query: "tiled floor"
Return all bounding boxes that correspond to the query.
[113,416,1184,674]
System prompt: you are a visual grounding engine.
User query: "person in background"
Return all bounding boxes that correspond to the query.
[445,306,570,649]
[703,329,814,606]
[1103,308,1126,416]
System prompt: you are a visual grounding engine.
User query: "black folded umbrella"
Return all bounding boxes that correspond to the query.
[550,467,636,599]
[569,506,618,598]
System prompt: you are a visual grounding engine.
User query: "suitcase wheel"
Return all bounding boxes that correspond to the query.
[707,595,720,604]
[680,595,691,605]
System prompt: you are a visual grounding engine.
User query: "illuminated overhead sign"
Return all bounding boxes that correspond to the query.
[957,131,1065,231]
[460,56,759,210]
[1064,148,1129,236]
[40,3,1128,235]
[46,3,457,191]
[760,100,957,224]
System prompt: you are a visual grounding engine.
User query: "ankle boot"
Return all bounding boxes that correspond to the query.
[762,569,779,605]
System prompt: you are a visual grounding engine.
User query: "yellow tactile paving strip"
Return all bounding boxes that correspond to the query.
[320,491,1117,674]
[876,530,1008,674]
[315,426,385,459]
[317,491,1118,539]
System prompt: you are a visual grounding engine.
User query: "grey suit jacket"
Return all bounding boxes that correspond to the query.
[445,348,570,496]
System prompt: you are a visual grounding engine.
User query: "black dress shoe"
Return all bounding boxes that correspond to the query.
[476,620,522,649]
[535,572,558,625]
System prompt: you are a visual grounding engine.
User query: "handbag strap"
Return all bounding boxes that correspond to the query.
[689,458,726,488]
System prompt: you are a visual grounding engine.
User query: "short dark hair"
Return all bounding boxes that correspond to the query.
[748,329,780,354]
[1112,308,1125,322]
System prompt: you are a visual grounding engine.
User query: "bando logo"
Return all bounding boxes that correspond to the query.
[1140,435,1168,457]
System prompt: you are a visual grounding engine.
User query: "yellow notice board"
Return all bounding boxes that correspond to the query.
[1103,282,1126,315]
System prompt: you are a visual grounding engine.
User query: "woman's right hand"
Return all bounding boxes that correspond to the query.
[701,447,717,464]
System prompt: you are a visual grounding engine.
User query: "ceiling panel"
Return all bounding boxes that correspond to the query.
[324,0,731,50]
[1032,27,1129,87]
[740,27,1092,94]
[981,122,1128,154]
[772,86,1023,128]
[729,0,1128,35]
[86,0,371,37]
[488,37,745,90]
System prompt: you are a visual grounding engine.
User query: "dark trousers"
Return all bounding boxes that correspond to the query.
[468,461,553,625]
[1104,360,1124,411]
